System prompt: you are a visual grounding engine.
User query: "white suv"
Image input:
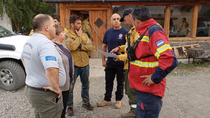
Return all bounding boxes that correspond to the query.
[0,25,29,91]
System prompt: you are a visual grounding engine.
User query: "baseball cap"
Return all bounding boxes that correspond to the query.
[120,8,133,22]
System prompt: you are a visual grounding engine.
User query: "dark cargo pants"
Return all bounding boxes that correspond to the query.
[125,69,137,114]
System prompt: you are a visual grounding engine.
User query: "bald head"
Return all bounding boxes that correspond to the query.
[33,14,52,32]
[32,14,56,40]
[111,13,121,29]
[111,13,121,20]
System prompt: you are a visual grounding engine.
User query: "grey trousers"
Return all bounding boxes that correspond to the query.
[25,86,63,118]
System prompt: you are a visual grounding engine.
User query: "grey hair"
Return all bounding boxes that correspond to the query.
[132,6,151,21]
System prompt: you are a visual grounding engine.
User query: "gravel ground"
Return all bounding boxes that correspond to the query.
[0,59,210,118]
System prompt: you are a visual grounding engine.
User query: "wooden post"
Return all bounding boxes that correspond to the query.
[65,4,70,29]
[164,5,170,38]
[191,5,198,38]
[107,4,112,29]
[59,3,65,27]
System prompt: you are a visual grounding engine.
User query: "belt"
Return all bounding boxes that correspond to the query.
[27,85,49,92]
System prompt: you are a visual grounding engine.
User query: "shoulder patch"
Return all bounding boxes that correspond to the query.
[156,39,164,47]
[45,56,57,61]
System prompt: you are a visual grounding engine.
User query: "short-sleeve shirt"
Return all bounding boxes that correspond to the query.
[21,33,66,88]
[103,27,128,65]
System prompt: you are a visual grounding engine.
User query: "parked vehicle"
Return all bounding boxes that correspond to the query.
[0,25,29,91]
[197,21,210,37]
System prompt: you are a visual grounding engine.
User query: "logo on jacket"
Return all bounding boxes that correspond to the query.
[156,39,164,47]
[118,34,123,39]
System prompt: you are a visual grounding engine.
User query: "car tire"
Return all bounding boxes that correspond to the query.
[0,60,25,91]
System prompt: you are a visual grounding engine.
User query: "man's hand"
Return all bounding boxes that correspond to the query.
[43,86,62,98]
[110,47,120,54]
[113,55,120,61]
[76,28,83,37]
[102,60,107,67]
[141,75,154,87]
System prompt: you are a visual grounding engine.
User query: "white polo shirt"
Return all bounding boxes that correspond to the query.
[21,33,66,88]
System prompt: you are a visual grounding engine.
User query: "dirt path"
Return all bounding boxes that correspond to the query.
[0,59,210,118]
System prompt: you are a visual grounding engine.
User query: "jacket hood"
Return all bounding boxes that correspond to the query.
[136,18,158,34]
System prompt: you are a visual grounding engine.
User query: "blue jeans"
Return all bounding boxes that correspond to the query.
[135,90,163,118]
[67,65,90,107]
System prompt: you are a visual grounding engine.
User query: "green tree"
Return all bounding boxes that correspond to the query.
[0,0,55,34]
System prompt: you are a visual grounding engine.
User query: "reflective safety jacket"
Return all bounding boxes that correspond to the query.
[118,26,138,70]
[82,19,93,39]
[29,29,34,36]
[65,29,92,67]
[128,18,178,97]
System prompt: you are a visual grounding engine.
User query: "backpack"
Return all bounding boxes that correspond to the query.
[127,25,156,61]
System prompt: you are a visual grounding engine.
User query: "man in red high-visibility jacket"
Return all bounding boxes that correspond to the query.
[129,6,178,118]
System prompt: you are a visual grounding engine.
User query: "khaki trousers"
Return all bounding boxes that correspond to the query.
[25,86,63,118]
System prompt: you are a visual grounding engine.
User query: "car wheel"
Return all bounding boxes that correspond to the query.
[0,60,25,91]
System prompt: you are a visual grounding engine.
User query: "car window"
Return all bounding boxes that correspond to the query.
[197,22,205,27]
[0,25,13,37]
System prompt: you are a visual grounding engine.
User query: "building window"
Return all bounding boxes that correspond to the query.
[197,5,210,37]
[112,6,165,30]
[146,6,166,28]
[169,5,193,38]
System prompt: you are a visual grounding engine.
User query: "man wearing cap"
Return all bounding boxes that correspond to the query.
[129,6,178,118]
[97,13,128,109]
[110,8,138,118]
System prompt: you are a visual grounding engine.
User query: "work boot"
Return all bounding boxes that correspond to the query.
[97,100,112,107]
[67,107,74,116]
[115,101,122,109]
[121,110,136,118]
[82,102,94,111]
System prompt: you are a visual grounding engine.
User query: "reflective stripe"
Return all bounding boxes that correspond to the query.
[65,38,73,45]
[130,60,158,68]
[135,35,140,41]
[157,23,162,27]
[155,44,172,59]
[141,36,149,43]
[125,44,128,48]
[131,104,137,108]
[65,38,72,41]
[155,52,160,59]
[135,35,149,43]
[86,39,90,44]
[86,26,90,30]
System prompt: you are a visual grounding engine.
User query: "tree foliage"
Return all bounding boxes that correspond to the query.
[0,0,55,33]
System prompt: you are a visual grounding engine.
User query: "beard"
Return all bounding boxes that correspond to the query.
[74,26,80,31]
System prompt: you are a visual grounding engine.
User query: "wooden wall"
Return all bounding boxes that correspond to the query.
[59,1,210,58]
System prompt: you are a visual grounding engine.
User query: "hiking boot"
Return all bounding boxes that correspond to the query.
[67,107,74,116]
[82,102,94,111]
[121,110,136,118]
[97,100,112,107]
[115,101,122,109]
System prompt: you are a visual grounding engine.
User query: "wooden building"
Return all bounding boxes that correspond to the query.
[44,0,210,58]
